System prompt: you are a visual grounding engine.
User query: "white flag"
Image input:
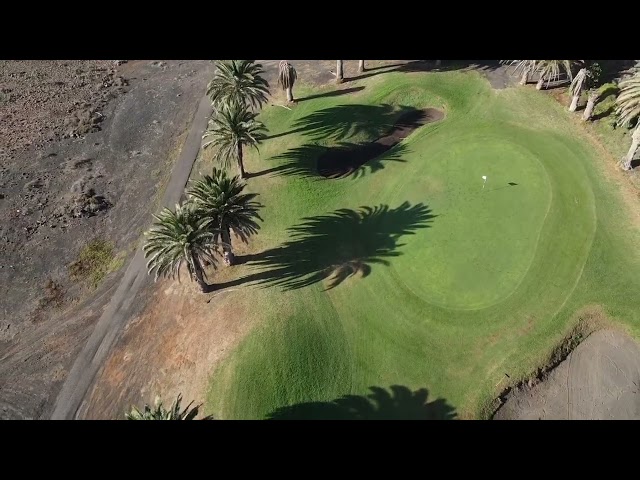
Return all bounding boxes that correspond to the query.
[482,176,487,180]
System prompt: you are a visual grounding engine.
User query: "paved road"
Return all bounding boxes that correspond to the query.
[50,94,213,420]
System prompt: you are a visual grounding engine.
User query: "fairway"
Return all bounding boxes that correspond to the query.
[205,67,640,419]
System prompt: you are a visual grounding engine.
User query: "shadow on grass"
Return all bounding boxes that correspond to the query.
[224,202,436,291]
[256,104,430,179]
[252,138,411,180]
[297,86,365,103]
[592,105,615,121]
[266,385,456,420]
[266,103,421,142]
[343,60,502,82]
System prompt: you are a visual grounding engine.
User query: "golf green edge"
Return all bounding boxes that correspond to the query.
[205,70,640,419]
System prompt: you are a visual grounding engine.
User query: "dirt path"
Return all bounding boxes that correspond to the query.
[50,94,213,419]
[494,329,640,420]
[0,61,216,420]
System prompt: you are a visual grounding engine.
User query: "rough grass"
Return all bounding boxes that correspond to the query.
[203,69,640,419]
[68,240,122,288]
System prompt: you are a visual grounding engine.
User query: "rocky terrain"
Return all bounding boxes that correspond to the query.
[0,60,214,419]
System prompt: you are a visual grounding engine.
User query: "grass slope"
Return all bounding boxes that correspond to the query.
[204,69,640,419]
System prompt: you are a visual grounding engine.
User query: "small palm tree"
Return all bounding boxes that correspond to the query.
[615,72,640,170]
[336,60,344,84]
[535,60,574,90]
[278,60,298,103]
[188,168,262,266]
[202,102,267,179]
[143,202,219,293]
[126,394,213,420]
[569,62,601,113]
[206,60,270,111]
[502,60,539,85]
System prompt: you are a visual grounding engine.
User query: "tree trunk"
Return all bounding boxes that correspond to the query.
[569,94,580,112]
[519,71,528,85]
[582,92,598,121]
[237,144,245,179]
[435,60,441,67]
[286,86,293,102]
[191,258,211,293]
[336,60,344,84]
[220,226,236,266]
[536,75,545,90]
[621,124,640,171]
[358,60,365,73]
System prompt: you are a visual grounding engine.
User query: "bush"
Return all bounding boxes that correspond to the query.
[68,240,117,288]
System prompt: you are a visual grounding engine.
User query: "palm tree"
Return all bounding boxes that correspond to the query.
[206,60,270,111]
[502,60,539,85]
[126,394,213,420]
[187,168,262,266]
[143,202,219,293]
[202,102,267,179]
[336,60,344,84]
[615,72,640,170]
[358,60,365,73]
[569,62,602,113]
[278,60,298,103]
[535,60,574,90]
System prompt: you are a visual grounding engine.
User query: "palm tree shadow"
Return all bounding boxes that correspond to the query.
[252,141,411,180]
[221,202,436,291]
[254,105,439,180]
[592,105,615,121]
[296,86,365,103]
[266,103,418,142]
[250,143,326,180]
[266,385,456,420]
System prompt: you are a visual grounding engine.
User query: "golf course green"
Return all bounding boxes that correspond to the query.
[205,67,640,419]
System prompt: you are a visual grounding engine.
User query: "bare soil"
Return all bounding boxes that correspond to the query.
[318,108,444,178]
[0,60,215,419]
[494,329,640,419]
[82,249,256,419]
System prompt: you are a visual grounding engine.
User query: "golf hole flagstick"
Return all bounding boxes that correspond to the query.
[482,175,487,189]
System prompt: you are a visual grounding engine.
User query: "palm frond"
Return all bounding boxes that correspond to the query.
[535,60,575,87]
[206,60,270,110]
[202,102,268,168]
[187,167,263,243]
[570,68,587,96]
[277,61,297,90]
[143,202,220,283]
[125,394,214,420]
[615,72,640,127]
[502,60,539,76]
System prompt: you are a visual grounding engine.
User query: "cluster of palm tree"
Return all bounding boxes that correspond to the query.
[504,60,640,170]
[201,60,307,177]
[126,394,213,420]
[203,60,270,179]
[143,168,262,292]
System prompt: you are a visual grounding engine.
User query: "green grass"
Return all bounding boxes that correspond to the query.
[204,69,640,419]
[69,239,124,288]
